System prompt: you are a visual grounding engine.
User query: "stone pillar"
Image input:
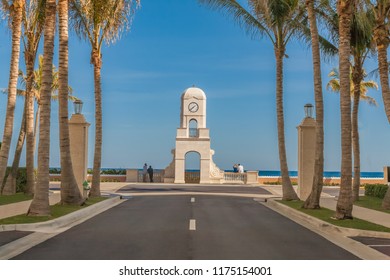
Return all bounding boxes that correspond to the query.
[199,158,210,184]
[384,166,390,183]
[245,171,259,184]
[69,114,90,196]
[174,158,185,184]
[126,169,139,182]
[297,117,316,200]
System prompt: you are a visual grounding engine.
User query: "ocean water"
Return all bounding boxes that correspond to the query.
[89,168,384,178]
[257,170,383,178]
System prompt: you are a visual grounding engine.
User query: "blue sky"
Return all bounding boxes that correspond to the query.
[0,0,389,172]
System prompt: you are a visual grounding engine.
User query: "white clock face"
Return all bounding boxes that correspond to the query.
[188,102,199,113]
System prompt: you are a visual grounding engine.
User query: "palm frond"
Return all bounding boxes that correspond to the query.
[0,0,11,27]
[297,19,338,59]
[1,88,27,97]
[326,79,340,92]
[70,0,140,47]
[327,66,379,104]
[367,62,390,79]
[199,0,272,42]
[101,0,140,45]
[69,0,94,43]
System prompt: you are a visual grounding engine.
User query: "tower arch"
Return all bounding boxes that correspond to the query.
[185,151,200,183]
[189,119,198,137]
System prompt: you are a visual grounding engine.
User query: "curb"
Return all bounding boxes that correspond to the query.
[261,198,390,260]
[0,196,123,233]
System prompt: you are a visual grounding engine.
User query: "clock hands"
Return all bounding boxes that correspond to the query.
[188,102,199,112]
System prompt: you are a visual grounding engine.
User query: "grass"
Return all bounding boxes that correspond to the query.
[277,200,390,233]
[354,196,390,214]
[0,197,107,225]
[0,193,33,206]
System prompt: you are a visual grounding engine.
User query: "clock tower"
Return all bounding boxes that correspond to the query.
[164,86,223,184]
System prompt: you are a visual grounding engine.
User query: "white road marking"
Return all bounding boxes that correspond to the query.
[369,245,390,247]
[189,219,196,231]
[191,197,195,203]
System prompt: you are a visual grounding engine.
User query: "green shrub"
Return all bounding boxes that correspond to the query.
[2,167,28,193]
[49,168,61,174]
[364,184,389,199]
[101,178,120,182]
[263,181,282,185]
[86,168,125,175]
[16,168,27,193]
[101,169,126,175]
[263,181,298,185]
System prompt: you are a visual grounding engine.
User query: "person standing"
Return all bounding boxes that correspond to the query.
[233,164,238,173]
[238,164,244,173]
[147,165,154,183]
[142,163,148,182]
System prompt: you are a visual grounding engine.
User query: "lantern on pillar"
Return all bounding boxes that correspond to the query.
[73,99,83,114]
[304,103,314,118]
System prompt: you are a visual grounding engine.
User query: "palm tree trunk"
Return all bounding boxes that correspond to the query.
[351,61,363,202]
[335,0,354,219]
[383,184,390,209]
[0,0,25,189]
[373,12,390,209]
[25,53,36,195]
[352,84,360,202]
[303,0,324,209]
[1,99,27,195]
[90,49,102,197]
[275,46,299,201]
[28,0,56,216]
[374,9,390,124]
[58,0,83,205]
[33,106,40,150]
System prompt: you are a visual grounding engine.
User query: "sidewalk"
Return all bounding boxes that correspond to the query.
[262,184,390,229]
[320,196,390,228]
[0,191,61,220]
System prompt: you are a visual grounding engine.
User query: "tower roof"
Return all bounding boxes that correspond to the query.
[181,86,206,100]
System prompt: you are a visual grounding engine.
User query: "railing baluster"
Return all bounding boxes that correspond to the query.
[223,172,246,183]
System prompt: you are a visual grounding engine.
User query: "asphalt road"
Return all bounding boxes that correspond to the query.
[117,184,272,195]
[14,195,359,260]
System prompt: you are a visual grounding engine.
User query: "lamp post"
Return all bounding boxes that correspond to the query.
[73,99,83,114]
[304,103,314,118]
[297,103,316,200]
[69,99,89,197]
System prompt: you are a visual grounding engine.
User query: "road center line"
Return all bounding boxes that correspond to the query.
[191,197,195,203]
[189,219,196,231]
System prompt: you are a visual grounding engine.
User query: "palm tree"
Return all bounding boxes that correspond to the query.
[365,0,390,122]
[364,0,390,210]
[1,57,77,195]
[199,0,307,200]
[349,8,376,202]
[58,0,83,205]
[324,6,376,203]
[69,0,140,197]
[23,0,46,196]
[302,0,325,209]
[335,0,355,220]
[327,67,378,201]
[27,0,56,216]
[1,82,27,195]
[1,0,46,195]
[0,0,26,194]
